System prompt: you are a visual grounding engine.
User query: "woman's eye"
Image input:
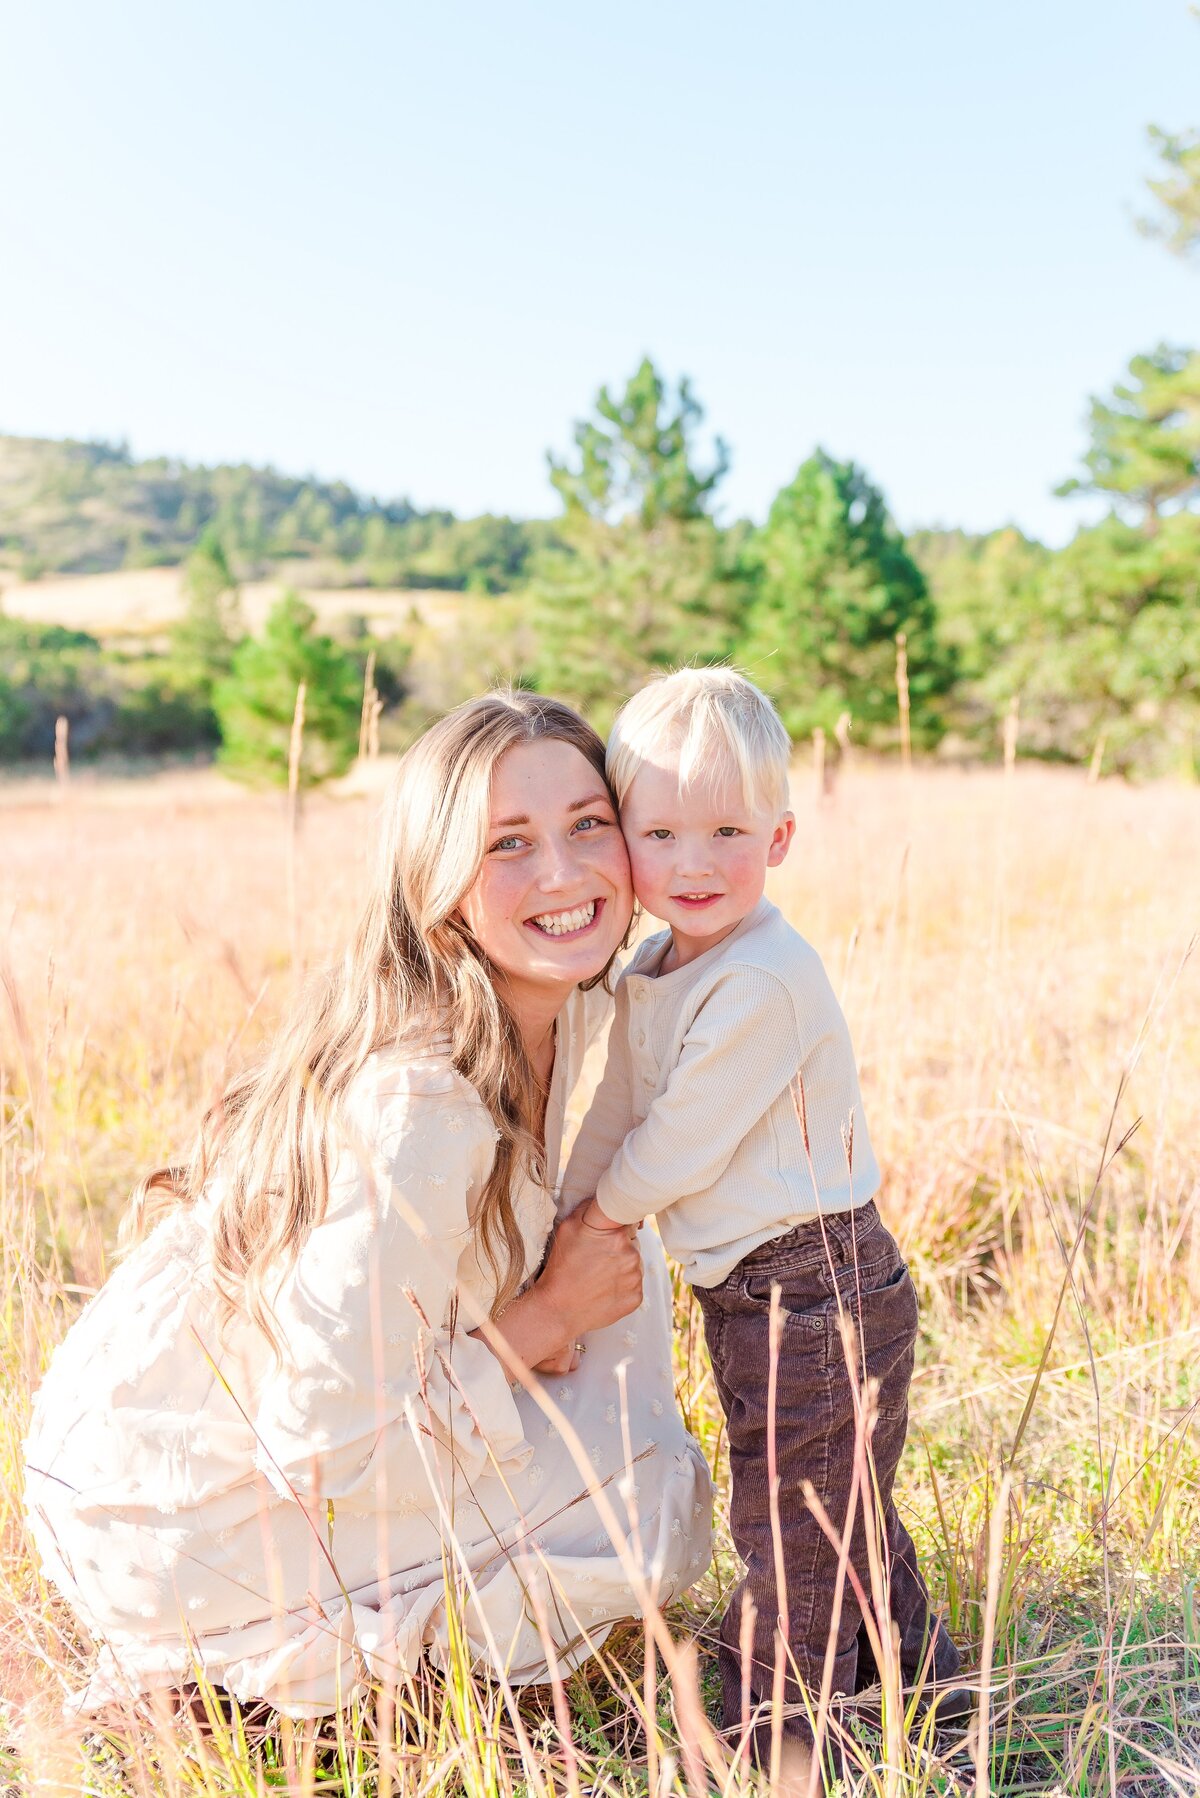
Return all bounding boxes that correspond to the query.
[573,814,610,834]
[490,835,525,853]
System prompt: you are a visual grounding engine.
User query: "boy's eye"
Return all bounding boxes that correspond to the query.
[647,828,673,841]
[715,826,741,838]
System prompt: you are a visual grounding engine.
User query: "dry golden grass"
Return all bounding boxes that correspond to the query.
[2,754,1198,1794]
[1,567,457,641]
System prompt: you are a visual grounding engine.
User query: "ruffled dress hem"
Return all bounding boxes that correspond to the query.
[66,1442,712,1720]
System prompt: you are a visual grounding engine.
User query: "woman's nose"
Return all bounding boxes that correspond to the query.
[536,835,583,890]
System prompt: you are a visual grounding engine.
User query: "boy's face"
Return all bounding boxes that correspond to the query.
[620,756,795,957]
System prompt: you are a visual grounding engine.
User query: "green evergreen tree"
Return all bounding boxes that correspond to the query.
[547,356,729,528]
[1143,126,1200,257]
[1056,345,1200,529]
[908,526,1051,743]
[532,359,741,729]
[170,528,242,705]
[907,528,1048,681]
[1141,71,1200,261]
[740,453,952,744]
[981,513,1200,778]
[214,592,361,787]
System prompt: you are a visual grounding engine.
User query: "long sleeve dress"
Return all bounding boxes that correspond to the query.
[22,983,712,1718]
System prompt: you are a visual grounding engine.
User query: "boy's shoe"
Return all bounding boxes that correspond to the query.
[911,1679,977,1744]
[921,1682,978,1726]
[916,1682,975,1720]
[848,1677,977,1735]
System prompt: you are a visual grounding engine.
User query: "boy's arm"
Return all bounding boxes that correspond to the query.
[595,966,804,1227]
[558,980,638,1219]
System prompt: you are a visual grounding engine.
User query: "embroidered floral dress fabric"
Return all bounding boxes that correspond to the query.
[23,985,712,1717]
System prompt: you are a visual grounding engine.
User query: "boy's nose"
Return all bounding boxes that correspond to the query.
[675,842,714,876]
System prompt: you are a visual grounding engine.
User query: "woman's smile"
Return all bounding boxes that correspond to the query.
[458,738,633,1015]
[525,897,605,938]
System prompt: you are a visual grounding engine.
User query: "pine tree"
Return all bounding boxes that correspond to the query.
[739,453,952,744]
[1056,345,1200,530]
[532,359,741,729]
[985,513,1200,778]
[170,528,242,705]
[214,592,361,787]
[1142,114,1200,260]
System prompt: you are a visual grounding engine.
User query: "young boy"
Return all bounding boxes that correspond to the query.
[560,668,963,1762]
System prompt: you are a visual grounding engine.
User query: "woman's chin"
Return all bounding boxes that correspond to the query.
[511,919,625,987]
[528,937,618,984]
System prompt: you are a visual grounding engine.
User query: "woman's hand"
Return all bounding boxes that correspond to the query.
[537,1205,643,1337]
[531,1340,583,1376]
[526,1211,643,1374]
[470,1206,644,1388]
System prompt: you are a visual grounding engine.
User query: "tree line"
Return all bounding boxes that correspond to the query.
[0,434,552,593]
[3,97,1198,784]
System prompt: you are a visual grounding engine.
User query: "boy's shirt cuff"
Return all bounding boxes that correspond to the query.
[595,1165,659,1226]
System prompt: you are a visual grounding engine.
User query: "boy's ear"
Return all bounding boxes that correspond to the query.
[767,812,796,867]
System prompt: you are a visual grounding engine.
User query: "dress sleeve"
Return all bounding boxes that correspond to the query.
[249,1064,534,1509]
[557,977,637,1218]
[595,966,802,1226]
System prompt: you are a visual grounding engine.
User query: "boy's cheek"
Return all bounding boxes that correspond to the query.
[626,850,668,914]
[590,829,633,899]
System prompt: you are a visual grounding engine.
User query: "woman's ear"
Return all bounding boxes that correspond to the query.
[767,813,796,868]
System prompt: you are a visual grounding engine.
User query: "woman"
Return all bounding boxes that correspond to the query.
[23,692,712,1718]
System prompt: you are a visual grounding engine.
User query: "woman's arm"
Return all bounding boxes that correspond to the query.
[249,1070,540,1507]
[470,1206,643,1384]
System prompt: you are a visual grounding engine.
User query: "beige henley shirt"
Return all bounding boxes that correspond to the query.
[559,897,881,1289]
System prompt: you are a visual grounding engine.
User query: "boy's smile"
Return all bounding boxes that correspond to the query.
[620,756,795,971]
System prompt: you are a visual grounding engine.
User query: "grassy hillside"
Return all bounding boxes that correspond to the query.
[0,434,551,591]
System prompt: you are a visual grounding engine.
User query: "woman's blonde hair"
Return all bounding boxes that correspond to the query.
[122,690,619,1356]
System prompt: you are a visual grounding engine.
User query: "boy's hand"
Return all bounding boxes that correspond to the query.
[578,1196,639,1235]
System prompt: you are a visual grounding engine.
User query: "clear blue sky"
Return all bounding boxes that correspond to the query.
[2,1,1197,546]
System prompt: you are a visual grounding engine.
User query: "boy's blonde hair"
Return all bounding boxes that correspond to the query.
[607,667,793,817]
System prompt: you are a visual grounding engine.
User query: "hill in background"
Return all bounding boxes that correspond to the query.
[0,433,556,593]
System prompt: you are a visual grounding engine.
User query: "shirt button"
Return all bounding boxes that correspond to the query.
[636,1031,647,1047]
[632,987,646,1004]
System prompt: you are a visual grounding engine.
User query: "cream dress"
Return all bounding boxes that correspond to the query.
[23,984,712,1717]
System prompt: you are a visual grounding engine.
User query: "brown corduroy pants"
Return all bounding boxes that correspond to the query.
[695,1200,962,1754]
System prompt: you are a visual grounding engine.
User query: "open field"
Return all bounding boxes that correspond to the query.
[1,758,1198,1794]
[0,566,459,642]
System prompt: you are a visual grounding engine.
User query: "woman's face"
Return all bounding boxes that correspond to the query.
[458,738,633,1017]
